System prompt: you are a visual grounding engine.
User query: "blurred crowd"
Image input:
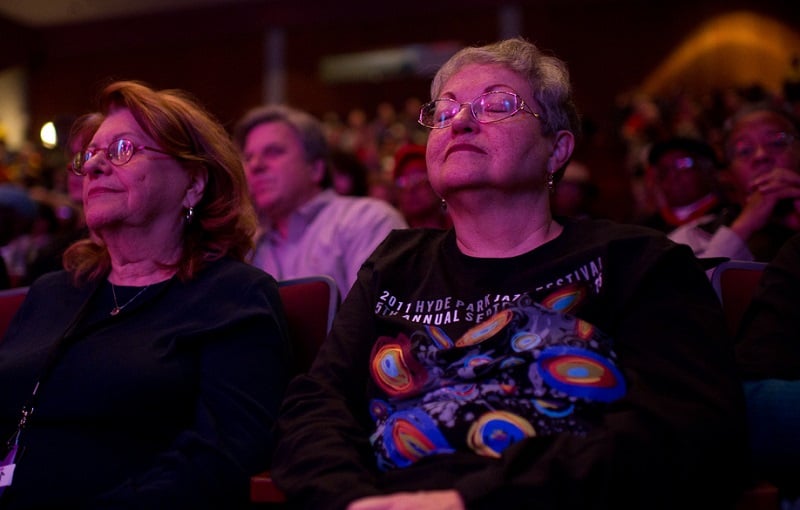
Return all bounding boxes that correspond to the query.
[1,67,799,289]
[1,39,799,509]
[617,59,800,218]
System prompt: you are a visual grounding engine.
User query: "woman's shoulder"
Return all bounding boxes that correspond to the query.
[558,217,693,268]
[564,216,668,239]
[15,271,92,318]
[205,256,273,277]
[26,270,78,295]
[376,227,450,251]
[172,259,281,317]
[561,217,677,250]
[191,258,278,292]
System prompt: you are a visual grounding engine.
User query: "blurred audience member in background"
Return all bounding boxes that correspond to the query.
[0,186,29,289]
[234,104,407,298]
[392,143,452,229]
[550,160,598,218]
[367,171,397,205]
[712,102,800,262]
[0,184,38,287]
[641,137,726,234]
[329,147,370,197]
[23,113,101,284]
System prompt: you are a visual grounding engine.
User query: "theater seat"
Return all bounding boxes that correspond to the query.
[710,260,768,335]
[3,278,339,506]
[250,275,339,505]
[710,260,780,510]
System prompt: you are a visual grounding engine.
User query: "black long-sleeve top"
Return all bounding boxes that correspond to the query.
[0,258,291,509]
[272,218,748,509]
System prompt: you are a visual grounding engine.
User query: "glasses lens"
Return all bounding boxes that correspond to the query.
[731,132,794,160]
[70,152,84,174]
[474,92,518,123]
[421,99,459,128]
[109,139,135,165]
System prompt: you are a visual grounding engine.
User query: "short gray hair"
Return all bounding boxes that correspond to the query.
[431,37,581,140]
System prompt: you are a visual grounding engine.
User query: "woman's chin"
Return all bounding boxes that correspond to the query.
[85,212,119,232]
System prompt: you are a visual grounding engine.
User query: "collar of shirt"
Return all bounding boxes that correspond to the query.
[260,189,336,243]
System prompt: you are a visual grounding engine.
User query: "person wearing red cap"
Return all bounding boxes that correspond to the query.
[392,143,452,229]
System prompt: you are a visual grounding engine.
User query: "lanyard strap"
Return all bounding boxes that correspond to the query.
[4,276,172,451]
[4,282,101,451]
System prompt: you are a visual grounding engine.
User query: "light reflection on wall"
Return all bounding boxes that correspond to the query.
[0,67,28,152]
[641,11,800,97]
[319,42,462,84]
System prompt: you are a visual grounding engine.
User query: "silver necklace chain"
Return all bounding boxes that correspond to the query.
[110,284,150,316]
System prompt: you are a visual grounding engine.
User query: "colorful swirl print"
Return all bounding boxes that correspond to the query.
[540,285,586,313]
[372,338,427,397]
[426,325,454,349]
[467,410,536,458]
[382,408,453,467]
[456,309,514,347]
[536,346,626,403]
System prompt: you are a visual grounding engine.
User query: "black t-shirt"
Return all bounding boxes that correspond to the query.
[0,258,290,509]
[273,217,749,510]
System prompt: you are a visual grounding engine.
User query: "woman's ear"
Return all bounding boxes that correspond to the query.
[184,167,208,208]
[547,131,575,174]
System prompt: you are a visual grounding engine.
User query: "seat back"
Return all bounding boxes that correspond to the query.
[710,260,767,335]
[2,276,340,357]
[277,275,339,375]
[0,286,28,342]
[250,275,339,504]
[709,262,781,510]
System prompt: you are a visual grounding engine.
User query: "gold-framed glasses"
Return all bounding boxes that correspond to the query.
[418,91,540,129]
[70,138,173,176]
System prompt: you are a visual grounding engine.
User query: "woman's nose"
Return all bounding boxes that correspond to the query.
[83,151,111,176]
[450,104,478,132]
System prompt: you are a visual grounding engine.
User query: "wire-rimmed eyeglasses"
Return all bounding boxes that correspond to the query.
[70,138,173,176]
[418,91,540,129]
[652,156,704,181]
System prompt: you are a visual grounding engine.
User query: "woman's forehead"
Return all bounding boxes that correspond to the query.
[732,111,796,137]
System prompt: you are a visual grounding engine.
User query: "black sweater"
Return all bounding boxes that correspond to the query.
[272,217,748,509]
[0,258,291,509]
